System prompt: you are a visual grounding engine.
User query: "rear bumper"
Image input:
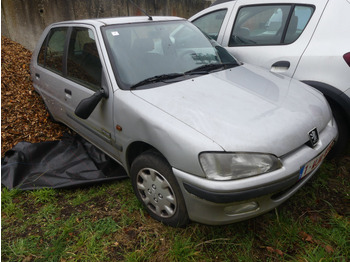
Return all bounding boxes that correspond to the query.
[173,122,337,225]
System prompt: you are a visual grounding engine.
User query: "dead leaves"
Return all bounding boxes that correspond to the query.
[1,36,69,156]
[265,246,284,257]
[299,231,335,254]
[259,226,336,259]
[261,230,335,259]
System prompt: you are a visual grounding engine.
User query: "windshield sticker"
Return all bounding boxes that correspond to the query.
[111,31,120,36]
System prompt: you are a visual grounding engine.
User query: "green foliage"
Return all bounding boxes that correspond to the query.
[1,188,23,217]
[30,188,56,203]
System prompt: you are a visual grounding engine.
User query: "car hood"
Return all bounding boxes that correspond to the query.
[132,64,331,156]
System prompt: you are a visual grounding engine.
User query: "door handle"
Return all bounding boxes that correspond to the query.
[271,61,290,69]
[35,73,40,79]
[271,61,290,73]
[64,89,72,95]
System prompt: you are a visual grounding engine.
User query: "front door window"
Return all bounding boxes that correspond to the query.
[67,28,102,91]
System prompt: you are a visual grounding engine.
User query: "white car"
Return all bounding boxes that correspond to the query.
[30,16,337,226]
[190,0,350,155]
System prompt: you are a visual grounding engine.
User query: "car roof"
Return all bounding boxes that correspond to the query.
[50,16,185,28]
[211,0,235,7]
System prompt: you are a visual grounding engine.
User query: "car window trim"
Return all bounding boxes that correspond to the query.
[280,4,295,43]
[37,33,50,67]
[62,27,73,77]
[229,3,316,47]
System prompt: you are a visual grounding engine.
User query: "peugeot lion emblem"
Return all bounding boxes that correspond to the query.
[308,127,319,147]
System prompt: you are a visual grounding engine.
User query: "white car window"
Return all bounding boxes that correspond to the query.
[192,9,228,40]
[229,4,314,46]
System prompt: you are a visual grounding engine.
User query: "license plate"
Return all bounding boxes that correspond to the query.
[299,141,334,179]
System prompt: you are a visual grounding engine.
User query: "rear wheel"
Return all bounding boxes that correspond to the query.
[130,150,189,227]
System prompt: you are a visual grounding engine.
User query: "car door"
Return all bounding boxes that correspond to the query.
[220,0,329,77]
[63,25,120,158]
[34,25,120,159]
[34,26,69,122]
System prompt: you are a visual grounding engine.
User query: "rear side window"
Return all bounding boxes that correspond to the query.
[67,28,102,91]
[192,9,227,40]
[38,27,68,74]
[229,5,314,46]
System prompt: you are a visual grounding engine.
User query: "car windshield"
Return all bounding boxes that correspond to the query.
[102,20,239,89]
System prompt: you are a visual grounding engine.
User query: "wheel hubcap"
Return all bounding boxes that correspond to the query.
[136,168,177,218]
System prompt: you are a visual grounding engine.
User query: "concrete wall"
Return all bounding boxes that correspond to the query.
[1,0,213,51]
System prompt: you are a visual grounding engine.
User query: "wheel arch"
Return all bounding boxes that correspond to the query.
[302,80,350,123]
[125,141,162,174]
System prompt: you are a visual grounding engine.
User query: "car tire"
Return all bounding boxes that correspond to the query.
[328,102,349,158]
[130,150,189,227]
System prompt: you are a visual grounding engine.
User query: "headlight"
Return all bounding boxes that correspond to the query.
[199,153,282,181]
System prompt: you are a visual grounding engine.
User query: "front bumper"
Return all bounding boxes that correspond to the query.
[173,122,337,225]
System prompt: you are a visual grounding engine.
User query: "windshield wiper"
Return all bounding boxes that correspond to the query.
[185,63,238,75]
[130,73,185,89]
[185,63,225,75]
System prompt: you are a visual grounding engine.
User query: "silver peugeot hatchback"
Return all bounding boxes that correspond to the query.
[30,16,337,226]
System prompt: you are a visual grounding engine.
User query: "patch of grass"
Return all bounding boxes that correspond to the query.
[2,156,349,261]
[2,236,41,261]
[167,236,200,261]
[30,188,56,203]
[70,190,91,206]
[123,243,156,262]
[1,188,23,217]
[37,203,59,222]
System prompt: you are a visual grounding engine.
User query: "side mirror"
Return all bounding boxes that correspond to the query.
[75,89,107,119]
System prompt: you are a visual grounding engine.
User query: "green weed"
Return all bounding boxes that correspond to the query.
[167,236,200,261]
[30,188,56,203]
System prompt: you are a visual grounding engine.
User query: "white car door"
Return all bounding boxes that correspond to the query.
[220,0,329,77]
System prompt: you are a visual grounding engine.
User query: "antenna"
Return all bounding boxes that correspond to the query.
[128,0,153,20]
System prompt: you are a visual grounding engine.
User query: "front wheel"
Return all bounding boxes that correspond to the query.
[130,150,189,227]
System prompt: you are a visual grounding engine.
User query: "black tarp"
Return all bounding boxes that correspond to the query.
[1,135,128,190]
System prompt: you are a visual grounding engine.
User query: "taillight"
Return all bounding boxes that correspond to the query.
[343,52,350,67]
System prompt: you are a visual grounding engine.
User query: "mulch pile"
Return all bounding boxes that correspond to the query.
[1,36,69,156]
